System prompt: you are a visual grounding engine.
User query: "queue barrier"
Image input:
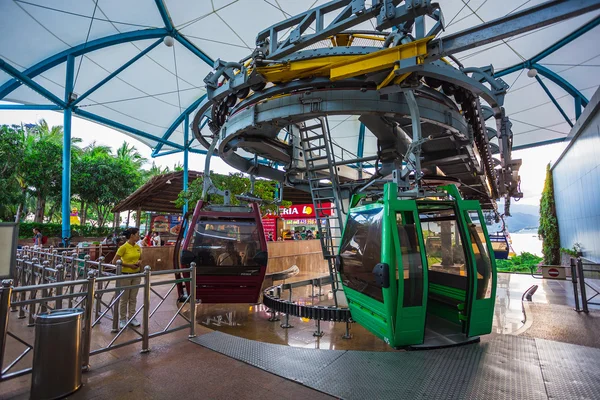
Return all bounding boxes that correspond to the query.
[0,248,197,384]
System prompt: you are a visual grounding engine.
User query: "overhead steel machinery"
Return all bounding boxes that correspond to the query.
[185,0,600,346]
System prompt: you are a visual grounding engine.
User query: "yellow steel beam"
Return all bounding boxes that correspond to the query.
[257,55,358,82]
[256,36,432,84]
[328,36,431,81]
[377,65,399,90]
[350,34,386,42]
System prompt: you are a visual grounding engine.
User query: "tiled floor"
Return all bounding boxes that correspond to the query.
[2,271,599,399]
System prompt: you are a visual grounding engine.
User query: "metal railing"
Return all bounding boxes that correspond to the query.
[572,257,600,313]
[0,249,197,382]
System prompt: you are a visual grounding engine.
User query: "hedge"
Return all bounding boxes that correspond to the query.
[18,222,112,239]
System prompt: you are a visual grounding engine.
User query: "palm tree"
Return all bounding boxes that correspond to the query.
[116,141,146,168]
[145,161,170,179]
[27,119,81,223]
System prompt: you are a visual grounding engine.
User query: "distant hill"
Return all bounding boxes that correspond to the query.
[495,201,540,233]
[501,202,539,232]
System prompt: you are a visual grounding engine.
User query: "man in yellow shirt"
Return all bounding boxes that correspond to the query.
[113,228,142,328]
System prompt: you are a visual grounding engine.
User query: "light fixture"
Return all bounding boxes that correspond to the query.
[163,36,174,47]
[527,68,538,78]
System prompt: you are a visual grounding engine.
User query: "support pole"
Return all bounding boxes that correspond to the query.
[0,280,13,375]
[570,258,580,311]
[111,261,122,333]
[141,266,151,353]
[183,114,190,214]
[62,55,75,247]
[82,270,96,371]
[189,262,196,338]
[577,258,589,313]
[135,205,142,229]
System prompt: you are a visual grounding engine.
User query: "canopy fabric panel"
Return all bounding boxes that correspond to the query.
[0,0,598,154]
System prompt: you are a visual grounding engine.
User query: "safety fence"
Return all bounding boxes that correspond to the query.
[19,244,116,263]
[571,257,600,313]
[0,249,196,382]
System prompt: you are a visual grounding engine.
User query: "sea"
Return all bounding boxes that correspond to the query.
[509,229,543,256]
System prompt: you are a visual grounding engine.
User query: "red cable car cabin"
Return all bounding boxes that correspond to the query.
[177,201,268,304]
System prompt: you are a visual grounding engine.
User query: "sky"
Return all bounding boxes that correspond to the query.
[0,104,568,209]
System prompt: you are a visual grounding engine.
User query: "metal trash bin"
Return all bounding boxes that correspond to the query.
[31,308,84,400]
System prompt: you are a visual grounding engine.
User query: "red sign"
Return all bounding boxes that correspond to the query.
[278,203,333,219]
[263,218,277,240]
[548,268,560,277]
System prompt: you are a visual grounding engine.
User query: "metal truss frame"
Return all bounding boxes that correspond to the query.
[495,15,600,142]
[0,0,598,241]
[0,0,213,244]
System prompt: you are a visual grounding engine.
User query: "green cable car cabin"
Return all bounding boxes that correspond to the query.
[337,183,497,348]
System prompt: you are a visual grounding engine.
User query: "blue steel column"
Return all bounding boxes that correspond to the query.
[357,122,365,167]
[183,114,189,214]
[62,55,75,246]
[534,75,574,128]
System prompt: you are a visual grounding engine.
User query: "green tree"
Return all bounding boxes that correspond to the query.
[116,141,146,168]
[0,124,25,221]
[538,163,560,264]
[72,142,112,225]
[73,144,143,227]
[175,172,288,214]
[24,138,64,222]
[144,161,170,180]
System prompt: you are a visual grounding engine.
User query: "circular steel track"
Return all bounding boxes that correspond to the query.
[217,87,467,182]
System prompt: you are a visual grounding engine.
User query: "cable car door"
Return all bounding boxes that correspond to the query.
[338,204,397,346]
[457,202,497,337]
[390,199,428,346]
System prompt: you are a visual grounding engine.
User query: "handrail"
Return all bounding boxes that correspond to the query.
[0,259,197,383]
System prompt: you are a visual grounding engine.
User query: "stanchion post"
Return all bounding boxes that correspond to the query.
[27,258,39,327]
[0,280,13,376]
[313,318,323,337]
[280,287,293,329]
[570,258,580,311]
[189,262,197,338]
[342,320,352,339]
[41,261,49,313]
[141,266,151,353]
[83,255,90,279]
[112,261,122,333]
[82,270,96,371]
[55,264,64,310]
[577,258,589,313]
[95,257,104,321]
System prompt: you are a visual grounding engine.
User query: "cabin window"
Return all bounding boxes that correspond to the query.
[339,207,384,302]
[464,211,493,299]
[396,212,423,307]
[188,217,262,270]
[419,208,468,280]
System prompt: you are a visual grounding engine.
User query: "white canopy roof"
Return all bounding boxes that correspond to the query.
[0,0,598,155]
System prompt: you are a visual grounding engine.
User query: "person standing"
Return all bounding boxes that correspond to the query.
[33,228,43,248]
[113,228,143,328]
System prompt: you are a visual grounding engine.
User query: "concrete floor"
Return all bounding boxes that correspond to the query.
[1,271,598,399]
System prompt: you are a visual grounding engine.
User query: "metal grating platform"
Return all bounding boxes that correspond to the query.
[190,333,600,400]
